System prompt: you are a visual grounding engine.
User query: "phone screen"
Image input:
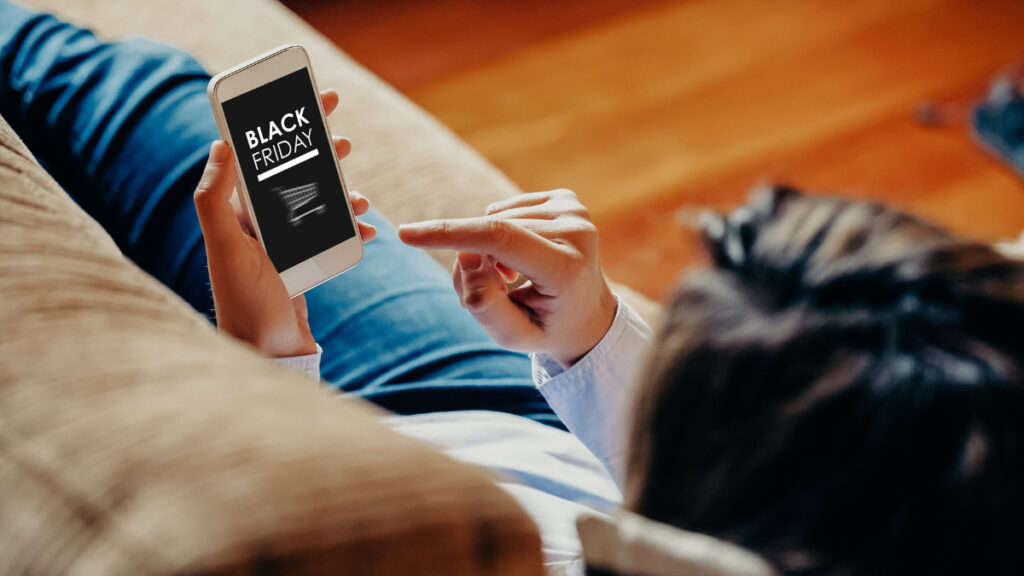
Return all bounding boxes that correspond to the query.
[221,68,355,273]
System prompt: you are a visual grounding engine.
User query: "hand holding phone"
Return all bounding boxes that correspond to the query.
[194,92,375,358]
[208,45,363,297]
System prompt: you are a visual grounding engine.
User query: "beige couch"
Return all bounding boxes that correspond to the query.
[0,106,544,575]
[0,0,658,573]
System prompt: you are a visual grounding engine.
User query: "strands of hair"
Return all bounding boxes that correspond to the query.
[627,187,1024,575]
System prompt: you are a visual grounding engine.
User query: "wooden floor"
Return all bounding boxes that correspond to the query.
[284,0,1024,301]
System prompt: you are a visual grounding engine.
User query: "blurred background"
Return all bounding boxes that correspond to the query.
[282,0,1024,301]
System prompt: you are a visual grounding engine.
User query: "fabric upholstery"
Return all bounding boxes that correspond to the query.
[0,113,543,573]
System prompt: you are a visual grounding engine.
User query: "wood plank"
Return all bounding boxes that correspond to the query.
[284,0,1024,300]
[412,0,1024,215]
[599,107,1024,300]
[282,0,674,91]
[407,0,1024,298]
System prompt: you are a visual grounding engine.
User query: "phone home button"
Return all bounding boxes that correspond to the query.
[280,258,325,297]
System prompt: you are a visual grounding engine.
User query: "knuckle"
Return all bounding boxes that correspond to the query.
[462,286,491,310]
[193,187,213,207]
[553,188,579,202]
[559,219,599,246]
[553,197,588,219]
[487,218,516,247]
[428,220,454,237]
[485,201,502,215]
[461,276,499,311]
[579,219,599,236]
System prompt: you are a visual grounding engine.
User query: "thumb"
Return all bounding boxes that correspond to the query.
[194,141,246,253]
[457,252,541,350]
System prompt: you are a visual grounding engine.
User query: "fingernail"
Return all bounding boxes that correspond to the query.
[458,252,483,271]
[209,141,228,162]
[397,223,424,242]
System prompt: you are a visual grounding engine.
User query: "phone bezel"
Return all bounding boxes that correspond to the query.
[207,44,363,297]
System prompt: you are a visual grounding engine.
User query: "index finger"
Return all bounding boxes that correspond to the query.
[399,217,567,281]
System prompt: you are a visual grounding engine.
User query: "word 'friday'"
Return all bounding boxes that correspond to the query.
[245,107,314,172]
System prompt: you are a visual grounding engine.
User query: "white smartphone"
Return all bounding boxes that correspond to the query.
[207,44,362,297]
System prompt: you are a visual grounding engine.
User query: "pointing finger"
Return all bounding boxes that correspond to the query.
[398,217,568,284]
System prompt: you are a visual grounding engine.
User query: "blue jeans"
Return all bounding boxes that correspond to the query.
[0,1,563,428]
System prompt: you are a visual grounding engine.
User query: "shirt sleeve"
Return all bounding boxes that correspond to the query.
[531,296,654,486]
[272,344,323,382]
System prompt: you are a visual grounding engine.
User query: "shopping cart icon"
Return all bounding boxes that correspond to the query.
[272,182,326,225]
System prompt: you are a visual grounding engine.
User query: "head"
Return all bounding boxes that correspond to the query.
[626,186,1024,575]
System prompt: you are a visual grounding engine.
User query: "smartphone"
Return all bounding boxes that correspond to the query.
[208,45,362,296]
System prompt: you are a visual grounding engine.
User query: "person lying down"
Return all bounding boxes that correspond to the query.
[2,2,1022,573]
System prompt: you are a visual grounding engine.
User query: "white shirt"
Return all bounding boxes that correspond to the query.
[280,298,654,574]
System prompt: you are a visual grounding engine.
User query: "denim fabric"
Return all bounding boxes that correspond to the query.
[0,0,563,428]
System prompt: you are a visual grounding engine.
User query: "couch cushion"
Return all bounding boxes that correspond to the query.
[0,114,542,574]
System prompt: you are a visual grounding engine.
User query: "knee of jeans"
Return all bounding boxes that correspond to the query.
[108,38,210,83]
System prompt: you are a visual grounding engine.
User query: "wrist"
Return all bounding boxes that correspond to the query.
[219,322,317,359]
[285,331,319,358]
[553,284,618,367]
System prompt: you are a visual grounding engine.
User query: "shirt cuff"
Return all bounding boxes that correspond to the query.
[531,296,652,384]
[530,296,654,483]
[272,344,323,382]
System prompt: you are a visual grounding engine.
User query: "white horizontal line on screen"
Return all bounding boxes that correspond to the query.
[256,148,319,182]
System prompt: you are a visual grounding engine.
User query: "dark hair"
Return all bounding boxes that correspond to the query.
[625,186,1024,575]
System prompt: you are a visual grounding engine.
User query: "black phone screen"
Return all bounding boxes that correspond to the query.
[221,67,355,272]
